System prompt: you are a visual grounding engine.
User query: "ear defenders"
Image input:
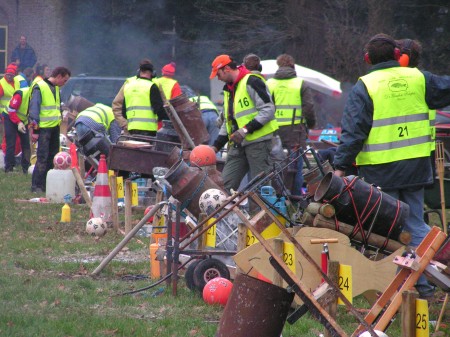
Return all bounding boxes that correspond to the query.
[364,36,401,64]
[398,39,413,67]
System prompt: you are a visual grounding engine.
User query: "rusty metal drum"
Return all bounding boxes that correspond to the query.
[169,94,210,146]
[216,273,294,337]
[164,159,224,218]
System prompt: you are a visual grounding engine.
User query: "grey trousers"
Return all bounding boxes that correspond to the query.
[222,139,272,193]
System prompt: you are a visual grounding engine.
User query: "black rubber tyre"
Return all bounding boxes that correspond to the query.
[192,258,230,292]
[184,259,202,291]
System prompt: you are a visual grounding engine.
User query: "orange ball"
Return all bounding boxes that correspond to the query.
[190,145,216,166]
[202,277,233,306]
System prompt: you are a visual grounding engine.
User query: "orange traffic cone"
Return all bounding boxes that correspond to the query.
[91,154,112,222]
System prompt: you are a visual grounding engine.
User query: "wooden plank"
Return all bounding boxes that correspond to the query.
[351,226,446,336]
[401,290,418,337]
[124,180,132,234]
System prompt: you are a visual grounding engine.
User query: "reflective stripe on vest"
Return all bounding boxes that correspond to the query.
[155,77,177,100]
[267,77,303,126]
[223,74,278,141]
[77,103,114,130]
[124,78,157,131]
[35,81,61,128]
[0,78,15,112]
[189,96,218,113]
[357,67,431,165]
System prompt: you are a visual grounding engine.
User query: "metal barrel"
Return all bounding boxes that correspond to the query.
[314,172,409,240]
[164,159,223,218]
[216,273,294,337]
[169,93,210,146]
[165,146,190,168]
[303,160,333,196]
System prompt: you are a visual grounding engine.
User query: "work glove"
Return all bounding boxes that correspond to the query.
[17,122,26,134]
[230,127,247,144]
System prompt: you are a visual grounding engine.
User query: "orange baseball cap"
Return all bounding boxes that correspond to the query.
[209,54,232,79]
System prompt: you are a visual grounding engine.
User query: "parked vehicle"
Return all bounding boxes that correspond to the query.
[60,75,126,107]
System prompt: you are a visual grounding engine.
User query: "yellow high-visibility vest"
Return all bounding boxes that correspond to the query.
[124,78,157,132]
[357,67,431,165]
[223,74,278,141]
[267,77,303,126]
[77,103,115,131]
[34,81,61,128]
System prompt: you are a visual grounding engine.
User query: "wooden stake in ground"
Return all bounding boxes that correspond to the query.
[434,141,449,333]
[435,140,448,234]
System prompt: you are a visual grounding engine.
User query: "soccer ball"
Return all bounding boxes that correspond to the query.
[53,151,72,170]
[199,188,228,214]
[86,217,107,237]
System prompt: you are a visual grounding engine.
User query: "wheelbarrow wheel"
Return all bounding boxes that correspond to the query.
[193,258,230,292]
[184,259,202,292]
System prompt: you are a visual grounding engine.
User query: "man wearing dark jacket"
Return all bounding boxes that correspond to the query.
[267,54,316,195]
[333,33,450,298]
[11,36,37,71]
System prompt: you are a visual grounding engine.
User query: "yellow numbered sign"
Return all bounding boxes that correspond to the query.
[116,176,124,199]
[261,223,282,239]
[108,170,115,177]
[153,215,165,233]
[131,182,138,206]
[337,264,352,305]
[283,242,296,273]
[205,218,217,247]
[415,299,429,337]
[246,229,259,247]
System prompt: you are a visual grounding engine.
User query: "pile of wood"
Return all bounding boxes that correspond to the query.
[301,202,406,253]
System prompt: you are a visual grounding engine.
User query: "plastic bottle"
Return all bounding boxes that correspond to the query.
[60,195,71,223]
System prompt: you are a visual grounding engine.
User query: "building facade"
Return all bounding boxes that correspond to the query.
[0,1,69,74]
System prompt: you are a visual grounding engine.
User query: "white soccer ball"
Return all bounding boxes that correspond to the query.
[358,330,388,337]
[53,151,72,170]
[86,217,107,237]
[199,188,228,214]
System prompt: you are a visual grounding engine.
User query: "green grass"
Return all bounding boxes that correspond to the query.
[0,170,447,336]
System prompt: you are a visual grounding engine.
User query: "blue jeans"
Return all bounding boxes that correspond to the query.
[387,187,434,297]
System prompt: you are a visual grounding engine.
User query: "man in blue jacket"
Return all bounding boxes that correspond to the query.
[334,33,450,299]
[11,35,37,71]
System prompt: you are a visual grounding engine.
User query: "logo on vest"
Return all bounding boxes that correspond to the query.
[388,79,408,92]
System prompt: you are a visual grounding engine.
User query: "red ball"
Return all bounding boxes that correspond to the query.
[202,277,233,306]
[53,151,72,170]
[190,145,216,167]
[144,205,154,223]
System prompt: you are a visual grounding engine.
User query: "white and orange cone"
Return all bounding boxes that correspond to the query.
[91,154,112,222]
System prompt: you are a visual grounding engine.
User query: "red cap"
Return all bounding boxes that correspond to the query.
[162,62,176,76]
[5,63,17,75]
[210,55,232,79]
